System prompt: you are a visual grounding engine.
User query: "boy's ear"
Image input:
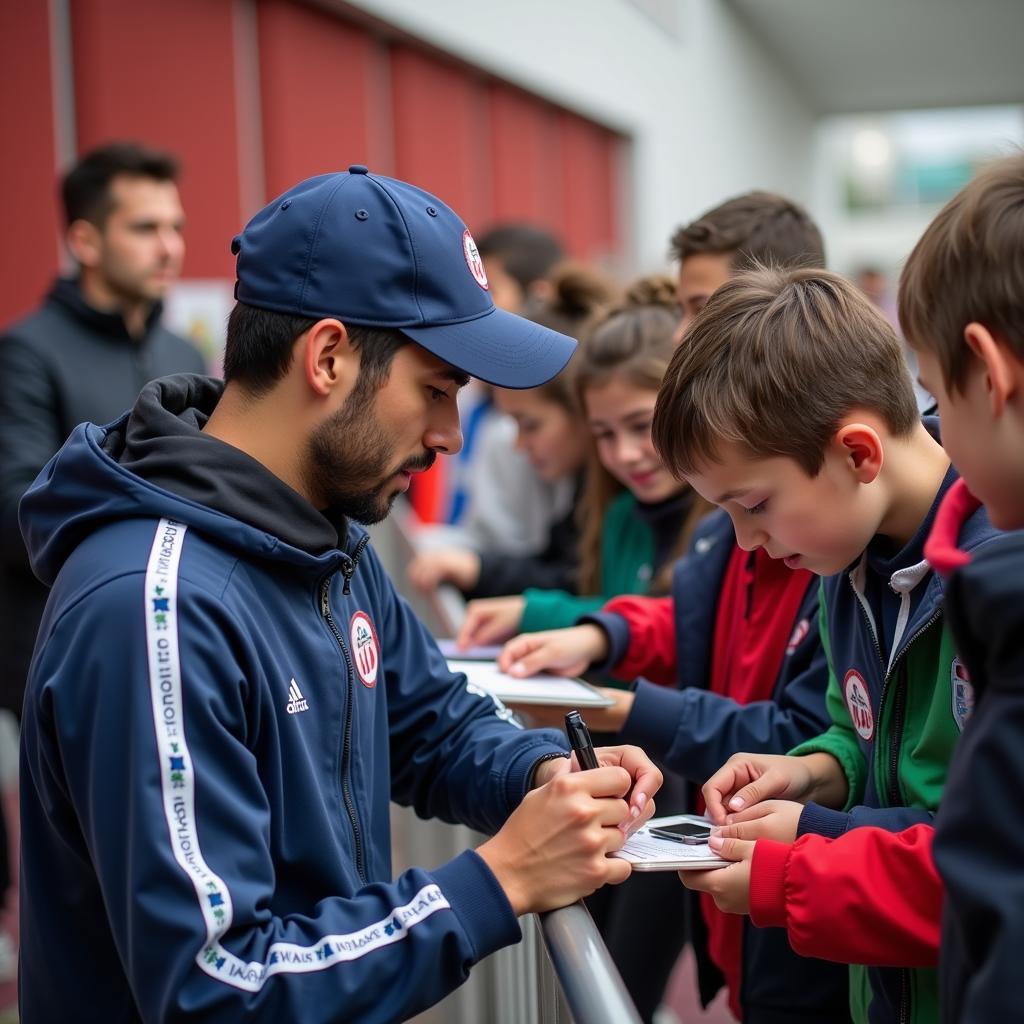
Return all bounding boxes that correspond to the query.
[834,422,883,484]
[963,322,1016,417]
[300,319,359,399]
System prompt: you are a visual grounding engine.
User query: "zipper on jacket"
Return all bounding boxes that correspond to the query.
[886,663,908,807]
[320,573,367,885]
[847,578,938,1023]
[848,574,887,673]
[878,609,941,806]
[743,551,756,620]
[341,534,372,595]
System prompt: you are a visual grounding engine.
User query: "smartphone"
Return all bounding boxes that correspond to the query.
[648,821,713,845]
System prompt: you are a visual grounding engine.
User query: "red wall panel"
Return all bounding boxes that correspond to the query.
[557,111,620,260]
[258,1,377,200]
[391,47,494,521]
[390,47,490,231]
[0,3,62,327]
[487,83,560,227]
[70,0,243,279]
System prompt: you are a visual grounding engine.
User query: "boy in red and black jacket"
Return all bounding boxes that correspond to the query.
[501,515,848,1022]
[499,193,850,1023]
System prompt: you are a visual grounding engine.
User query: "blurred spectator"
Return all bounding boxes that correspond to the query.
[671,190,826,339]
[853,264,895,318]
[854,264,936,414]
[440,223,569,555]
[0,143,207,976]
[1,141,206,719]
[407,263,615,602]
[477,222,565,313]
[457,275,712,649]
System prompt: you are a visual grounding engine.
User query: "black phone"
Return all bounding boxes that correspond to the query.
[648,821,713,845]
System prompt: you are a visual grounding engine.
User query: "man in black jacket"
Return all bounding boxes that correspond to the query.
[0,141,206,719]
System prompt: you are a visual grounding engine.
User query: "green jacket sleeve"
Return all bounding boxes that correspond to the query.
[520,590,605,633]
[787,581,867,808]
[518,491,653,634]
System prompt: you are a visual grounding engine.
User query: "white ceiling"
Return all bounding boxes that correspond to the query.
[726,0,1024,114]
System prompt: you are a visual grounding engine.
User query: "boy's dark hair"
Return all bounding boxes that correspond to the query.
[899,151,1024,394]
[223,303,407,398]
[61,141,180,228]
[669,191,826,271]
[476,223,565,291]
[652,265,918,478]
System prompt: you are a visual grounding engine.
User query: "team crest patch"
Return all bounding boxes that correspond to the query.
[350,611,380,688]
[463,230,489,290]
[843,669,874,741]
[951,658,974,731]
[786,618,811,655]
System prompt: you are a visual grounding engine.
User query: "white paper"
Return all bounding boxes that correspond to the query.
[614,815,728,871]
[436,640,504,660]
[447,660,613,707]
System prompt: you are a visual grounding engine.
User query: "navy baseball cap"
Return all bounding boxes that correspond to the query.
[231,166,576,389]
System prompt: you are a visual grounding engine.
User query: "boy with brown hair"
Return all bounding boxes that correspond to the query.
[655,264,999,1024]
[495,193,847,1024]
[900,151,1024,1023]
[669,190,825,330]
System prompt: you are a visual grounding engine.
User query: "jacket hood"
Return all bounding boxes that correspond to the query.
[20,373,363,586]
[924,478,985,576]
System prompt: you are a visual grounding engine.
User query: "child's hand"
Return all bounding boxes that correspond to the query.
[407,548,481,592]
[498,624,610,678]
[679,836,755,914]
[703,751,846,825]
[702,752,818,825]
[457,596,526,648]
[715,799,803,844]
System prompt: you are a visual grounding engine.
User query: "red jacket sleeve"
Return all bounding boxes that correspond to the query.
[749,824,940,967]
[602,594,677,686]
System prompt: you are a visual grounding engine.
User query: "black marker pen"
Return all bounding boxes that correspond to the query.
[564,710,599,771]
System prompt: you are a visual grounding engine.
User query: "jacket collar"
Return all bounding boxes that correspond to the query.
[924,478,983,576]
[47,275,164,344]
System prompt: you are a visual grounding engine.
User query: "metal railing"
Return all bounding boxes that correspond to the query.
[374,512,644,1022]
[539,901,643,1024]
[396,808,643,1024]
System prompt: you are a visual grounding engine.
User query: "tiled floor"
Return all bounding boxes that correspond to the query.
[0,787,18,1021]
[660,945,738,1023]
[0,712,18,1022]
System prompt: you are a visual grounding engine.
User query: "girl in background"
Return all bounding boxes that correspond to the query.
[406,264,614,601]
[456,275,711,651]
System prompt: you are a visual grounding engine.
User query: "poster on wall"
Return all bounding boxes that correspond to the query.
[163,279,235,377]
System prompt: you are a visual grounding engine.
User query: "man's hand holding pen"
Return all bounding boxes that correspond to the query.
[477,710,661,916]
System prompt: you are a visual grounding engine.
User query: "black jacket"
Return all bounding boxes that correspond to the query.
[466,474,584,598]
[931,530,1024,1024]
[0,277,206,713]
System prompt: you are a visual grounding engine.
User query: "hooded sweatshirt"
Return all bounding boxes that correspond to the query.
[18,373,566,1024]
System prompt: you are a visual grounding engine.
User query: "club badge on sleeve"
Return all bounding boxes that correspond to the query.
[950,657,974,731]
[844,668,874,741]
[350,611,380,688]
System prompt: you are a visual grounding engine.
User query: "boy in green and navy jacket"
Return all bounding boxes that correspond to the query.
[648,264,1000,1024]
[782,446,992,1024]
[902,153,1024,1024]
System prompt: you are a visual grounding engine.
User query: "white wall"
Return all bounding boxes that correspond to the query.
[811,106,1024,280]
[338,0,818,275]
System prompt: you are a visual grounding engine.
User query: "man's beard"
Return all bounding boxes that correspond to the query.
[305,388,435,525]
